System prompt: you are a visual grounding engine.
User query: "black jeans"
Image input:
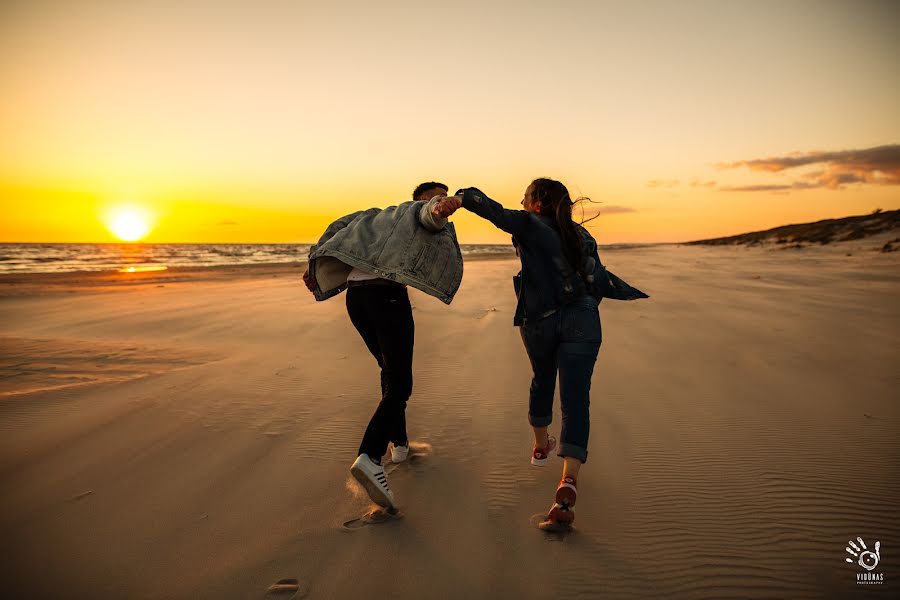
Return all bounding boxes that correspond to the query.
[346,283,414,463]
[520,295,602,463]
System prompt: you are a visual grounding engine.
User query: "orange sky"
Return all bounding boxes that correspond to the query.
[2,0,899,244]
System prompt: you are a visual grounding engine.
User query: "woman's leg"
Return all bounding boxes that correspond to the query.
[556,339,599,464]
[533,426,550,449]
[556,298,602,465]
[520,315,560,450]
[549,299,601,519]
[563,456,582,480]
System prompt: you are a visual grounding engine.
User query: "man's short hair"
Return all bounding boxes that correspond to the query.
[412,181,448,200]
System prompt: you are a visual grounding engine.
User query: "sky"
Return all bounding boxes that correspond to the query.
[1,0,899,244]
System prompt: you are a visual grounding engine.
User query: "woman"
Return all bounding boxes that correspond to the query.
[443,179,647,528]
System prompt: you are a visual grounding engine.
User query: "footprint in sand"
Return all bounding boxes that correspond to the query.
[529,513,575,541]
[341,506,404,531]
[384,445,431,475]
[264,578,306,599]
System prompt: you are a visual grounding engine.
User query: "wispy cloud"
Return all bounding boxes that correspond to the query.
[719,182,818,192]
[689,179,716,188]
[717,144,900,191]
[576,205,636,222]
[218,220,238,226]
[646,179,679,188]
[592,205,636,214]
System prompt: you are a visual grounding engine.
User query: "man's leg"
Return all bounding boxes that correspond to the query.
[346,286,384,369]
[356,285,414,462]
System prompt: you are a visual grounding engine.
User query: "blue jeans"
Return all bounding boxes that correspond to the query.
[520,295,601,463]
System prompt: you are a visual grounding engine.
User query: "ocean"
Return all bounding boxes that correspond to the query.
[0,243,518,274]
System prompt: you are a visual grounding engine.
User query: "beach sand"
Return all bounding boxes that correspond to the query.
[1,243,898,599]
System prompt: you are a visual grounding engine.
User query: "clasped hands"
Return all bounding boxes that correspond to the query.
[431,194,462,219]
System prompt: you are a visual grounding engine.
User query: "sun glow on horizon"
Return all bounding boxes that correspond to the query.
[103,204,154,242]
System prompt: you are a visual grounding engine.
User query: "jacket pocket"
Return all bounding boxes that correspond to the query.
[412,241,441,279]
[410,243,427,273]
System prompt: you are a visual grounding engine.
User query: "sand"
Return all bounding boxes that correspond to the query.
[0,243,898,599]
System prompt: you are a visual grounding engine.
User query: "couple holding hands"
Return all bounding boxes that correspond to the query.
[302,179,646,528]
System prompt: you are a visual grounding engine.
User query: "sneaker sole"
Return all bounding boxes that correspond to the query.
[350,465,394,509]
[555,482,577,508]
[530,456,550,466]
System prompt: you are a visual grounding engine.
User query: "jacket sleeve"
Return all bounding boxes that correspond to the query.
[417,197,449,233]
[314,210,366,247]
[456,187,530,236]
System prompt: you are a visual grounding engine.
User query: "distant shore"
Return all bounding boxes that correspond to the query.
[688,208,899,249]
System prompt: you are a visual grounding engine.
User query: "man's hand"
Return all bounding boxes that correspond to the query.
[432,195,462,218]
[302,269,317,293]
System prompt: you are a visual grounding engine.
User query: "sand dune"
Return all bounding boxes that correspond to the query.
[0,245,897,599]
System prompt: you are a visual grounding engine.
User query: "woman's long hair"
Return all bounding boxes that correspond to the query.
[531,178,586,278]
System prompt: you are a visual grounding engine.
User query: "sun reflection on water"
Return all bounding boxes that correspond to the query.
[118,265,169,273]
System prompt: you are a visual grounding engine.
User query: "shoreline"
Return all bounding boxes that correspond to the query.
[1,236,896,295]
[0,253,518,296]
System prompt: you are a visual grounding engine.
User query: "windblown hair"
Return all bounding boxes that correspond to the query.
[412,181,448,200]
[530,178,585,277]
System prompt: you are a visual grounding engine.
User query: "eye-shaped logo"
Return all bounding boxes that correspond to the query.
[846,537,881,571]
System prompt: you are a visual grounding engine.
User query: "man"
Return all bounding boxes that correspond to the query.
[302,182,463,509]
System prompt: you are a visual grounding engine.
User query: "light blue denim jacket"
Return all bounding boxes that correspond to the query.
[307,196,463,304]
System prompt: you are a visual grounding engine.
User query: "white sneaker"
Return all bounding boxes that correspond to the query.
[390,443,410,463]
[350,454,395,508]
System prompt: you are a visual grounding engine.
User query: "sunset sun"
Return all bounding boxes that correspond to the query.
[104,205,153,242]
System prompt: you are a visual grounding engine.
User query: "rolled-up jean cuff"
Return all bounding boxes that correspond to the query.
[528,413,552,427]
[559,442,588,463]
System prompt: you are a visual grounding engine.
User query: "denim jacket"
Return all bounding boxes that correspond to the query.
[308,196,463,304]
[457,187,648,325]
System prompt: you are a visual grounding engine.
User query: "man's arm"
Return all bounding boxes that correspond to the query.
[454,187,530,236]
[315,210,367,246]
[417,195,457,233]
[303,210,367,294]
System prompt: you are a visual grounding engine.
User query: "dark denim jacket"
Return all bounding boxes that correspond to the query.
[457,187,648,325]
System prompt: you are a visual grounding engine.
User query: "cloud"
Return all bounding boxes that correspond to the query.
[717,144,900,191]
[720,184,792,192]
[595,205,636,214]
[218,220,238,225]
[720,182,818,192]
[576,205,636,222]
[646,179,679,188]
[689,179,716,188]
